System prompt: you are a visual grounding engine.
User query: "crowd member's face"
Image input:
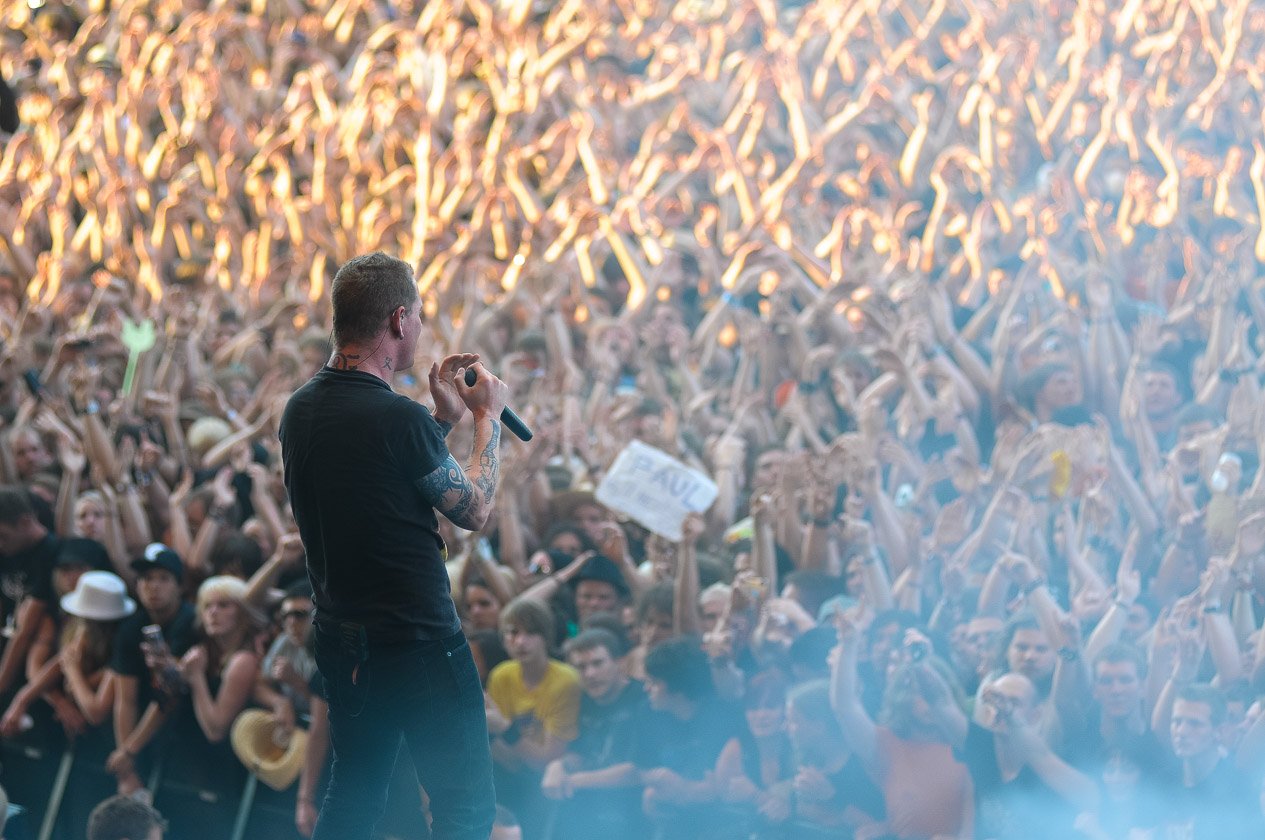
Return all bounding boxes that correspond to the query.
[1222,700,1251,751]
[639,609,674,649]
[75,499,107,540]
[548,530,585,558]
[1039,370,1080,411]
[53,563,90,598]
[980,673,1037,733]
[225,377,251,411]
[1143,370,1182,420]
[751,452,784,491]
[571,503,608,543]
[569,644,622,702]
[464,584,500,631]
[1171,699,1218,760]
[1093,660,1143,719]
[575,580,619,623]
[1007,628,1055,684]
[0,516,37,556]
[699,593,727,633]
[964,617,1002,669]
[201,594,241,638]
[502,624,546,663]
[137,569,181,615]
[1124,604,1153,642]
[745,699,785,739]
[280,596,313,644]
[11,430,52,478]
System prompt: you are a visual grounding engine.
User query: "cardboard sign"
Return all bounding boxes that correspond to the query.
[596,440,718,540]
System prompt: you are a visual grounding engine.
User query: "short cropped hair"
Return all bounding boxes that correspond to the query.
[330,252,417,346]
[0,485,34,525]
[1093,642,1146,678]
[564,628,622,661]
[644,637,713,702]
[635,583,674,623]
[87,794,167,840]
[1175,683,1227,726]
[499,598,556,642]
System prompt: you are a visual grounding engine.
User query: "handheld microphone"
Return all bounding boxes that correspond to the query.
[464,368,533,442]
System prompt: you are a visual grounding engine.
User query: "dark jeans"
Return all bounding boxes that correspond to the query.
[313,628,496,840]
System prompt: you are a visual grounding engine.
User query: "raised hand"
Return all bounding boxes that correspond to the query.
[428,353,481,426]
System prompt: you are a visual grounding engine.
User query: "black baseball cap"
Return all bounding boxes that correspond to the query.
[130,543,184,582]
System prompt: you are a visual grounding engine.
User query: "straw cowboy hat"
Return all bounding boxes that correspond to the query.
[230,710,308,791]
[61,571,136,622]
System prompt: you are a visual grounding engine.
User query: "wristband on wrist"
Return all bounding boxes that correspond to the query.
[1057,646,1080,662]
[1202,602,1223,614]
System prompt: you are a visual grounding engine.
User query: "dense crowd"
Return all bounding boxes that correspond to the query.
[5,0,1265,838]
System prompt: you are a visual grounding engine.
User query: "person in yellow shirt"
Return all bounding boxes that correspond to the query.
[487,598,581,839]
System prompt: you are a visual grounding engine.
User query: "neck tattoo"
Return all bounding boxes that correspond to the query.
[329,352,361,370]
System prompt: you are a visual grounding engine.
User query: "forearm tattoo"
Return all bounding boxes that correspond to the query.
[474,421,501,500]
[417,422,501,528]
[419,455,477,525]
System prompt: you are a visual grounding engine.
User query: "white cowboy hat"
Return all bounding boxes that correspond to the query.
[60,571,136,621]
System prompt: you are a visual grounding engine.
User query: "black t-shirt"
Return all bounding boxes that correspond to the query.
[1159,757,1265,840]
[634,700,742,779]
[280,368,458,642]
[0,533,57,616]
[1063,709,1178,788]
[810,753,886,831]
[961,722,1078,840]
[573,680,646,770]
[109,603,197,706]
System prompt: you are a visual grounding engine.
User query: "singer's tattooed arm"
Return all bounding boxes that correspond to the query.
[419,456,481,529]
[418,415,502,531]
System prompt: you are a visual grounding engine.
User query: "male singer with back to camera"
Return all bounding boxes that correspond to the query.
[280,251,508,840]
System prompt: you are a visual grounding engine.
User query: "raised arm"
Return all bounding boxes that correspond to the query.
[418,362,509,532]
[828,614,880,775]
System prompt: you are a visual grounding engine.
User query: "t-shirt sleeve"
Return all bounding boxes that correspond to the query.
[487,662,514,716]
[539,664,581,742]
[27,559,55,605]
[110,620,144,677]
[392,400,450,481]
